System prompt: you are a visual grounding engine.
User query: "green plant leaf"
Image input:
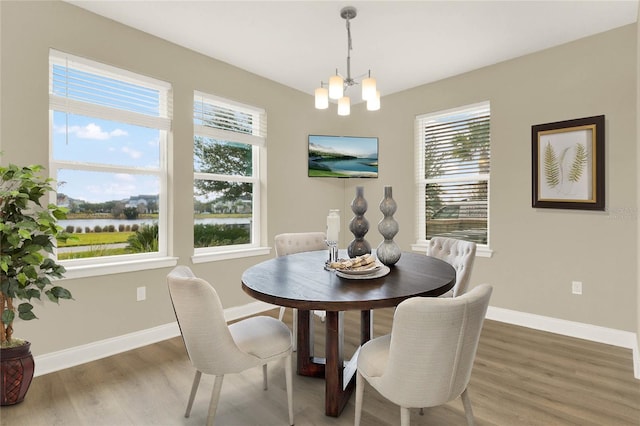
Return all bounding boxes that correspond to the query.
[45,290,58,303]
[1,309,15,324]
[8,233,21,246]
[50,286,73,300]
[17,302,33,313]
[17,272,28,286]
[18,310,37,321]
[26,288,41,299]
[544,142,560,188]
[568,143,587,182]
[22,252,43,266]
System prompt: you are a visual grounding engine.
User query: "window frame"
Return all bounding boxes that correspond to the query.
[412,101,493,257]
[191,91,269,263]
[49,49,177,278]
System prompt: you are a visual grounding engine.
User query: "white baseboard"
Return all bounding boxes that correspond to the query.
[35,302,639,381]
[486,306,640,380]
[34,301,276,377]
[34,322,181,377]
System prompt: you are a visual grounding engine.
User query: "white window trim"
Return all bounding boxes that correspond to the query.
[191,246,271,263]
[61,256,178,280]
[414,101,493,257]
[49,49,172,275]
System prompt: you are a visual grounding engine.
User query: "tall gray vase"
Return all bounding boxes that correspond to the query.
[376,186,401,266]
[347,186,372,258]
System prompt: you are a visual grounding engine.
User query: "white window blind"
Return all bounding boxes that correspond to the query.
[194,91,266,147]
[50,49,172,130]
[415,101,490,245]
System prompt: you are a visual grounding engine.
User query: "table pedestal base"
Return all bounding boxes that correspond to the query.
[297,309,372,417]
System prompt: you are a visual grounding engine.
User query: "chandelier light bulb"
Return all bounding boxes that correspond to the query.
[329,75,344,100]
[366,90,380,111]
[338,96,350,116]
[362,76,376,101]
[315,87,329,109]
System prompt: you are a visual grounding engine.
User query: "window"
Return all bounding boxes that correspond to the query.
[415,101,490,248]
[49,49,172,272]
[193,91,266,258]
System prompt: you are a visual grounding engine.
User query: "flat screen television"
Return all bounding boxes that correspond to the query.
[308,134,378,178]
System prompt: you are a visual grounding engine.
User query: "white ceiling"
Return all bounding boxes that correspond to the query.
[68,1,638,103]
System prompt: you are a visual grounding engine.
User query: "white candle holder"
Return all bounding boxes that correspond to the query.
[326,209,340,268]
[327,240,338,263]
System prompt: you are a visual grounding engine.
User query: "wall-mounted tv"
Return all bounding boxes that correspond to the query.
[308,134,378,178]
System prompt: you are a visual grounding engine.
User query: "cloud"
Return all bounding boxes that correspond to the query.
[62,123,128,140]
[121,146,143,159]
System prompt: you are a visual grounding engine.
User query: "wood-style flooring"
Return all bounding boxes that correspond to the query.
[2,308,639,425]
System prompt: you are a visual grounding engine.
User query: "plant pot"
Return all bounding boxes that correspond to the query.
[0,341,34,405]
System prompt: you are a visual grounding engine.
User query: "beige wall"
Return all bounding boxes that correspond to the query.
[1,1,637,357]
[350,24,637,330]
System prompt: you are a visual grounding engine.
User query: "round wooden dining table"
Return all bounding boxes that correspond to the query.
[241,250,456,417]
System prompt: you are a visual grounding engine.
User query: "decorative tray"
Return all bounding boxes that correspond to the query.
[336,263,382,275]
[335,264,390,280]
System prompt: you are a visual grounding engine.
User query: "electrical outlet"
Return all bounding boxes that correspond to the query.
[571,281,582,295]
[136,286,146,301]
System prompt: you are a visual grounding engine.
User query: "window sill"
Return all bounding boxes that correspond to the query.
[61,256,179,280]
[411,241,493,258]
[191,246,271,263]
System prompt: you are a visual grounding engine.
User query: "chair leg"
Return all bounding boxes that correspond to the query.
[262,364,268,390]
[354,371,364,426]
[206,375,224,426]
[400,407,410,426]
[461,388,475,426]
[285,354,294,426]
[292,308,298,352]
[278,306,286,321]
[185,370,202,418]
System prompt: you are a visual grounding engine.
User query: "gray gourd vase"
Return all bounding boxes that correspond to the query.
[347,186,372,258]
[376,186,401,266]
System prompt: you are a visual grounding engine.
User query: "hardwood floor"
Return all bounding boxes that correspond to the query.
[2,308,638,425]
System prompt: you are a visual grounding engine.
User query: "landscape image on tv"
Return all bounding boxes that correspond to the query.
[308,135,378,178]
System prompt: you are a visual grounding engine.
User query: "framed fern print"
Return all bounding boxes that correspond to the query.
[532,115,605,210]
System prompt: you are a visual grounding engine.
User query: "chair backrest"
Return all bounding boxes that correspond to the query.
[381,284,492,408]
[274,232,327,257]
[167,266,255,375]
[427,237,476,297]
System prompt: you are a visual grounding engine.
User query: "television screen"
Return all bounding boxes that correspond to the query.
[308,135,379,178]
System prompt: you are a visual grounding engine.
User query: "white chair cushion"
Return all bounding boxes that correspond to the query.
[357,334,391,379]
[229,316,292,361]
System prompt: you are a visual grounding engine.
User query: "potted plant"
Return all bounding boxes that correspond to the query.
[0,163,72,405]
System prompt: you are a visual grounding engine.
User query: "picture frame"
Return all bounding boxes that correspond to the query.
[531,115,605,210]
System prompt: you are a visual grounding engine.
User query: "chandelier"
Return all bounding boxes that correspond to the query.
[314,6,380,116]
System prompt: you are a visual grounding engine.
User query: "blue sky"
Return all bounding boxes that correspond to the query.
[53,112,161,203]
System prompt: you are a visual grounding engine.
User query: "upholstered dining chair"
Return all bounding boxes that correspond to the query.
[354,284,492,426]
[427,236,477,298]
[167,266,294,426]
[274,232,327,350]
